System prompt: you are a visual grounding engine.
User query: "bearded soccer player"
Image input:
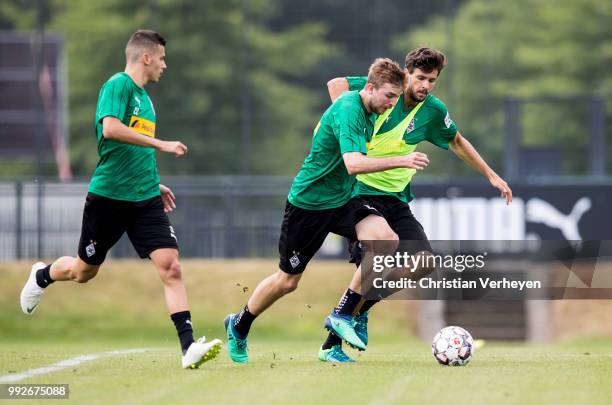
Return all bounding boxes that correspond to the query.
[19,30,222,369]
[319,47,513,362]
[224,58,431,364]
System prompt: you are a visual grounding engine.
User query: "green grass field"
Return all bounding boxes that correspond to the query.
[1,260,611,404]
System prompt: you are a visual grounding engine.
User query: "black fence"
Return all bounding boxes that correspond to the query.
[1,176,611,260]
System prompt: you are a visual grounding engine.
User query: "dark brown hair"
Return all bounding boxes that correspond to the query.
[127,29,166,48]
[125,30,166,61]
[367,58,405,89]
[404,47,446,75]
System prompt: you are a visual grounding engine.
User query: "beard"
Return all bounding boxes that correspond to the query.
[409,88,427,102]
[367,99,385,114]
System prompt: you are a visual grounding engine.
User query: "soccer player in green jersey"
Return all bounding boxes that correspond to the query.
[19,30,222,369]
[224,58,430,364]
[319,47,513,362]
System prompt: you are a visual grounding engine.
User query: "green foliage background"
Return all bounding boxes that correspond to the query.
[1,0,610,178]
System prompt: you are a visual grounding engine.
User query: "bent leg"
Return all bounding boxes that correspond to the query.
[247,269,302,315]
[150,248,188,314]
[49,256,100,283]
[150,248,202,359]
[351,214,399,294]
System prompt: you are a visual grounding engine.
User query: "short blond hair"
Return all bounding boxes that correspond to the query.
[367,58,405,89]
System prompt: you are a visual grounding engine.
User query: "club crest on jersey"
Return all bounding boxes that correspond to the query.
[405,119,415,134]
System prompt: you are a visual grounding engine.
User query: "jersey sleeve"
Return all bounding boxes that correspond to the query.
[334,99,367,155]
[346,76,368,91]
[95,75,131,124]
[425,103,458,150]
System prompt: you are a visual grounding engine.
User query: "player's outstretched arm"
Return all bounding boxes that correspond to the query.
[102,116,188,157]
[343,151,429,175]
[449,131,512,204]
[327,77,349,102]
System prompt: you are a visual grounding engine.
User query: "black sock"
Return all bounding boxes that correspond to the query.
[322,332,342,350]
[233,305,257,338]
[171,311,194,355]
[35,265,54,288]
[334,289,362,316]
[359,299,379,314]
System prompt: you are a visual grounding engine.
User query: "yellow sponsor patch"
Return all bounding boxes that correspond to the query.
[129,116,156,138]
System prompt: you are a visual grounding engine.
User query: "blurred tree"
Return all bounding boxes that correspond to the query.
[46,0,336,176]
[392,0,611,177]
[0,0,37,29]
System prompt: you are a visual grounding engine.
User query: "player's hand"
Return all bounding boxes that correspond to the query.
[160,184,176,213]
[159,141,188,157]
[490,175,512,204]
[402,152,429,170]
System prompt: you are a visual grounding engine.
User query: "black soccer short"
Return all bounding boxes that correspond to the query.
[77,193,179,265]
[278,198,381,274]
[347,195,432,266]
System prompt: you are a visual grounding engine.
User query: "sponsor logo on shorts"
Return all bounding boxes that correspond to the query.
[85,242,96,258]
[289,254,300,269]
[363,204,378,212]
[169,226,177,241]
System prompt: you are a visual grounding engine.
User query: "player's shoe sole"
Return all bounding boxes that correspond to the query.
[20,262,47,315]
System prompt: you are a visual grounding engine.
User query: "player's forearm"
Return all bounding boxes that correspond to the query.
[450,133,497,180]
[327,78,349,102]
[344,153,409,175]
[102,119,162,149]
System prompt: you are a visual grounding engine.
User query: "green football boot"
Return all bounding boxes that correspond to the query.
[318,345,355,363]
[354,311,369,346]
[224,314,249,364]
[324,313,366,351]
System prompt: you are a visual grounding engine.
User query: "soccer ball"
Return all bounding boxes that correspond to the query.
[431,326,474,366]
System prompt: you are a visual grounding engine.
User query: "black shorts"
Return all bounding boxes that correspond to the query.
[348,195,432,265]
[278,198,381,274]
[77,193,179,265]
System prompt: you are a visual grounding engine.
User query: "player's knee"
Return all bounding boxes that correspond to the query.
[277,273,300,294]
[73,269,96,283]
[362,228,399,242]
[284,278,299,293]
[381,229,399,242]
[160,260,182,282]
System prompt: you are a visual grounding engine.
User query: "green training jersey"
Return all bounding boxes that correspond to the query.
[288,90,374,210]
[346,76,458,202]
[88,72,160,202]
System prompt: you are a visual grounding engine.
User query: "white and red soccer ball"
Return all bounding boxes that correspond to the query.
[432,326,474,366]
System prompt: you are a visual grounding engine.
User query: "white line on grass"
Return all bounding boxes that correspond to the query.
[0,348,156,383]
